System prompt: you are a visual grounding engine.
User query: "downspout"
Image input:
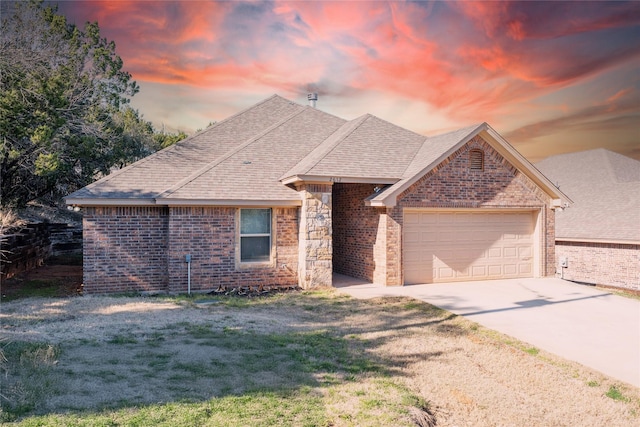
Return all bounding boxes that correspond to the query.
[185,254,192,295]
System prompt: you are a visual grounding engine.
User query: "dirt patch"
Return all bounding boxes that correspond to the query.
[1,263,83,300]
[1,293,639,426]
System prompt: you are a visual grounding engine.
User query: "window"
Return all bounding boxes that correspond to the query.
[240,209,271,262]
[470,149,484,171]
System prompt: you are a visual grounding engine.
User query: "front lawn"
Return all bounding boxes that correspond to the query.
[1,291,638,426]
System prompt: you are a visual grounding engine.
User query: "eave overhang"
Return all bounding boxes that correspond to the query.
[64,198,157,207]
[556,237,640,245]
[65,197,301,208]
[281,174,398,186]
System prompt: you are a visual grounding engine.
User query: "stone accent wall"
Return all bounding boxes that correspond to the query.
[556,241,640,291]
[167,207,298,293]
[82,206,169,293]
[297,183,332,288]
[386,136,556,283]
[333,183,381,281]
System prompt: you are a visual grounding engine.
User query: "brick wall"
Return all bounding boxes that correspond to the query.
[167,207,298,293]
[333,183,381,281]
[556,241,640,291]
[82,206,169,293]
[83,206,299,294]
[384,136,555,284]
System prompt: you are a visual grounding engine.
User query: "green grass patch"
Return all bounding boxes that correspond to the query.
[605,385,629,402]
[7,389,330,427]
[2,280,63,301]
[0,342,61,422]
[0,292,449,426]
[106,334,138,345]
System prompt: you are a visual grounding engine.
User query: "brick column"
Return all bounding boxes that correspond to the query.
[373,207,403,286]
[297,183,333,288]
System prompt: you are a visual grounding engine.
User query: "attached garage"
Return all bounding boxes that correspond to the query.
[404,210,540,284]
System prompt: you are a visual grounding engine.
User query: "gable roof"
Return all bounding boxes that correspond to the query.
[367,123,570,207]
[67,95,345,206]
[281,114,426,184]
[536,149,640,244]
[67,94,568,209]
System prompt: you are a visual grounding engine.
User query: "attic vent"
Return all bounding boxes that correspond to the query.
[470,149,484,171]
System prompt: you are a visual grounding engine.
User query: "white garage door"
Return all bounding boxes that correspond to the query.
[404,211,535,284]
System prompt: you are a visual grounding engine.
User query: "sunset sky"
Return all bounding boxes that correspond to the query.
[55,0,640,162]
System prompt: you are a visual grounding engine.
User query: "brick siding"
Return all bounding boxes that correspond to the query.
[82,206,169,293]
[167,206,298,292]
[82,206,298,293]
[333,183,381,281]
[332,137,556,286]
[556,241,640,291]
[386,136,555,284]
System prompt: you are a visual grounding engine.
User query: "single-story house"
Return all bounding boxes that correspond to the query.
[536,149,640,291]
[66,94,570,293]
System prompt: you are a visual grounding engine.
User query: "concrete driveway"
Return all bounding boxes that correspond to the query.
[335,276,640,387]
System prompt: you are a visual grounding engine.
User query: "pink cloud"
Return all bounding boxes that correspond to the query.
[57,0,640,161]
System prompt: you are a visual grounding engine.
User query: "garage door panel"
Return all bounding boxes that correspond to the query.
[471,265,487,277]
[404,211,535,284]
[438,267,454,278]
[488,265,503,276]
[503,264,517,275]
[519,264,532,274]
[519,246,532,258]
[487,247,502,258]
[503,247,517,257]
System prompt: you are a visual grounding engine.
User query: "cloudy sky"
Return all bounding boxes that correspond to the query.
[56,0,639,162]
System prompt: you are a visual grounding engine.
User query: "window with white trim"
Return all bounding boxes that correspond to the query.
[240,209,271,262]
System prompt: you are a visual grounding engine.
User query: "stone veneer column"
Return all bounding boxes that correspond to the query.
[297,183,333,288]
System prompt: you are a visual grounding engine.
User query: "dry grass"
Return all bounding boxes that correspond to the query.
[0,292,638,426]
[0,209,26,230]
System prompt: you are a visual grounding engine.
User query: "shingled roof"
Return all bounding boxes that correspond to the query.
[67,94,567,208]
[536,149,640,244]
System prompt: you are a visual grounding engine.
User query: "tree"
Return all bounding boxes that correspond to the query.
[0,1,158,207]
[153,129,189,151]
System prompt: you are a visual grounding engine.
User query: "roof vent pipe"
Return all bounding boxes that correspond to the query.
[307,92,318,108]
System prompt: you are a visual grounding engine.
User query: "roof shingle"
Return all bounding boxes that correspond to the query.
[536,149,640,243]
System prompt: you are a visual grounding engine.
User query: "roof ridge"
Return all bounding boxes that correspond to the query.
[363,113,427,139]
[74,95,290,196]
[156,105,307,199]
[399,136,430,179]
[280,114,369,179]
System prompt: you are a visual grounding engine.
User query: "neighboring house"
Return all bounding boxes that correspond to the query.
[536,149,640,291]
[66,95,569,293]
